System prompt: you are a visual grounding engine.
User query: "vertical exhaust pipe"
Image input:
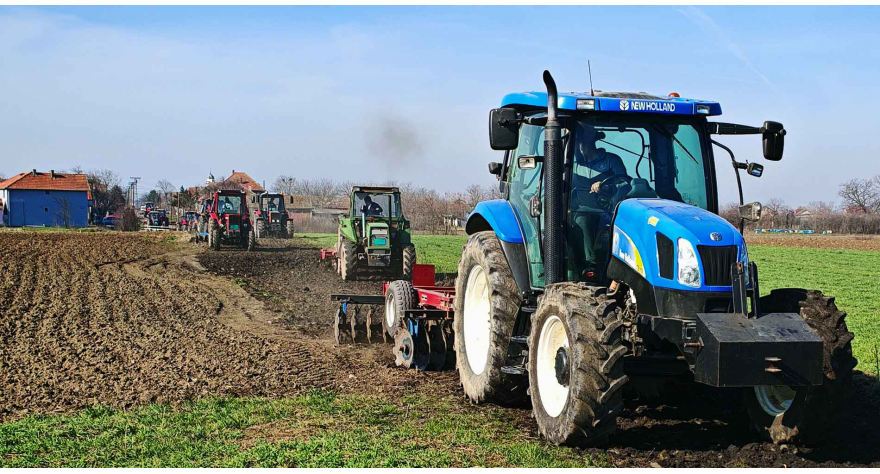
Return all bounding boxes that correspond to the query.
[542,70,563,284]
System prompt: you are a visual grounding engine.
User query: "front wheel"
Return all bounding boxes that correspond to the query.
[744,289,856,444]
[528,283,628,446]
[453,231,526,405]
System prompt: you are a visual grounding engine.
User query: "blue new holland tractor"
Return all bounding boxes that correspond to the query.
[455,71,856,445]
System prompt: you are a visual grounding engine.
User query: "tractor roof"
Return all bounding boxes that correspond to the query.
[501,91,722,116]
[351,186,399,194]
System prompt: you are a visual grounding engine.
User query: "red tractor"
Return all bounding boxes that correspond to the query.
[207,190,255,251]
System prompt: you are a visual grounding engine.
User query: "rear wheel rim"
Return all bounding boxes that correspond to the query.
[536,315,570,418]
[754,385,796,417]
[463,265,491,375]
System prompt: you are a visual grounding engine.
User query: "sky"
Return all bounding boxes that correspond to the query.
[1,6,879,207]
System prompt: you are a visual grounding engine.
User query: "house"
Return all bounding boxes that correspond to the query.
[219,170,266,208]
[793,207,813,228]
[0,169,91,227]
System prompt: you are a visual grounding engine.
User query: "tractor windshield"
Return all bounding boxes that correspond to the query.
[218,195,243,215]
[353,192,400,218]
[264,196,283,212]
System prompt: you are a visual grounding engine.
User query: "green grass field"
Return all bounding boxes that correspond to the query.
[299,233,880,373]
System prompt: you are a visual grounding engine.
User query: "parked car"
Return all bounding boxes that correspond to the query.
[102,214,121,228]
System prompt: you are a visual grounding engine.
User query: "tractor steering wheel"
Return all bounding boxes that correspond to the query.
[595,175,631,209]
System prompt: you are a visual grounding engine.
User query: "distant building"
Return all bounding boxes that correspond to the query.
[206,172,215,186]
[0,169,92,227]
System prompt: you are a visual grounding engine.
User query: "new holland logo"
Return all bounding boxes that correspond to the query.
[619,99,630,111]
[619,99,677,113]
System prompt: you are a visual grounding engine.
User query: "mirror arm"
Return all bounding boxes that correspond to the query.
[708,122,762,135]
[711,139,746,234]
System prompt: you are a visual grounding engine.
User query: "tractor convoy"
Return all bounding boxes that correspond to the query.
[328,70,857,448]
[122,69,856,449]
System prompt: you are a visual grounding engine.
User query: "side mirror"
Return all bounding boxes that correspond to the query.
[489,108,519,150]
[739,201,762,222]
[762,121,785,161]
[488,162,502,176]
[747,162,764,177]
[517,155,542,170]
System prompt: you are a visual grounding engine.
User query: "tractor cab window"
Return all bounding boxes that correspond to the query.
[567,116,709,281]
[265,196,283,212]
[353,192,400,218]
[218,195,243,214]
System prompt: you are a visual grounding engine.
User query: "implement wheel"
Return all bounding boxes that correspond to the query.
[453,231,526,405]
[384,280,414,339]
[528,283,628,446]
[744,289,856,444]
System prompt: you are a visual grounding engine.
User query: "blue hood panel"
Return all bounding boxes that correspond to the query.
[612,199,745,292]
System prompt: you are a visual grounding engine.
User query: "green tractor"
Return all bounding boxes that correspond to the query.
[334,186,415,280]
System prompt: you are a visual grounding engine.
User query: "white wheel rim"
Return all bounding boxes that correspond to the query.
[463,265,491,375]
[536,315,570,418]
[386,293,396,327]
[754,385,796,417]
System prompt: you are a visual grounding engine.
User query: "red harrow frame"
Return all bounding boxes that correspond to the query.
[330,264,457,371]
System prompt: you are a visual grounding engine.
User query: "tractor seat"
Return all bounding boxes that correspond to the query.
[626,178,659,199]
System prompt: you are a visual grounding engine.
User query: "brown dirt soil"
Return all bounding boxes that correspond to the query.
[746,233,880,251]
[2,232,878,467]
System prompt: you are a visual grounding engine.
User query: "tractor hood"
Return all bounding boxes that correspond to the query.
[611,199,746,293]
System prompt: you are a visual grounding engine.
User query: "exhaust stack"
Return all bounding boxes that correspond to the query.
[542,70,563,284]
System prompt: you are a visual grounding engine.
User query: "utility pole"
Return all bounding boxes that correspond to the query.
[129,177,141,208]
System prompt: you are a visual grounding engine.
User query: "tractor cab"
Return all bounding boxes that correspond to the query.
[207,190,254,251]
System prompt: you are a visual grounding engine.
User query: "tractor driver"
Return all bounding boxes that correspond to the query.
[222,196,234,213]
[569,124,631,280]
[362,195,383,217]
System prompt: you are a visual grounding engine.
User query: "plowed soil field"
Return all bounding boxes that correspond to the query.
[1,232,878,467]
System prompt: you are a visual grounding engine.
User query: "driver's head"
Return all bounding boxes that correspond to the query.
[364,195,373,205]
[577,125,606,161]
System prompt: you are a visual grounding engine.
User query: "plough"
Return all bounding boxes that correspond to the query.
[330,264,456,371]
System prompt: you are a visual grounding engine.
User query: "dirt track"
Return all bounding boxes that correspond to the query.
[1,232,878,467]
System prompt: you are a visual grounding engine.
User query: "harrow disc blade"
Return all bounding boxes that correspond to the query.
[427,324,446,371]
[412,326,430,371]
[442,321,456,370]
[394,329,415,369]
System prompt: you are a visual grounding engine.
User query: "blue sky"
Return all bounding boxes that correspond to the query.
[1,6,878,207]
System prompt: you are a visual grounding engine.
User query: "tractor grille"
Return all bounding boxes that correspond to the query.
[697,245,738,286]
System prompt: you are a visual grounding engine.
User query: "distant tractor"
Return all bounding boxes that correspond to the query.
[332,186,415,280]
[253,193,294,239]
[147,209,169,227]
[207,190,255,251]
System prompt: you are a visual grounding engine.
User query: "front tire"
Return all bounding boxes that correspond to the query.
[340,240,357,281]
[453,231,526,405]
[528,283,628,446]
[744,289,856,444]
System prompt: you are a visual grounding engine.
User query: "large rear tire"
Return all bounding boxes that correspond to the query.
[385,280,415,338]
[210,221,221,251]
[453,231,526,405]
[256,219,265,239]
[340,240,357,281]
[401,244,416,280]
[285,220,295,239]
[528,283,628,446]
[744,289,856,444]
[247,229,256,251]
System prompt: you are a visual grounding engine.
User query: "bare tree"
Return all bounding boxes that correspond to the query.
[272,175,297,195]
[295,178,339,208]
[0,172,6,181]
[838,178,878,214]
[157,179,175,208]
[53,196,73,228]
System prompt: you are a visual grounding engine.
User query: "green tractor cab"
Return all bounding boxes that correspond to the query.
[333,186,415,280]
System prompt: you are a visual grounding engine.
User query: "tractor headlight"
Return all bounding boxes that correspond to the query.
[677,238,701,288]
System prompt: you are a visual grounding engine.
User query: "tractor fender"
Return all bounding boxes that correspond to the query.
[466,200,530,294]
